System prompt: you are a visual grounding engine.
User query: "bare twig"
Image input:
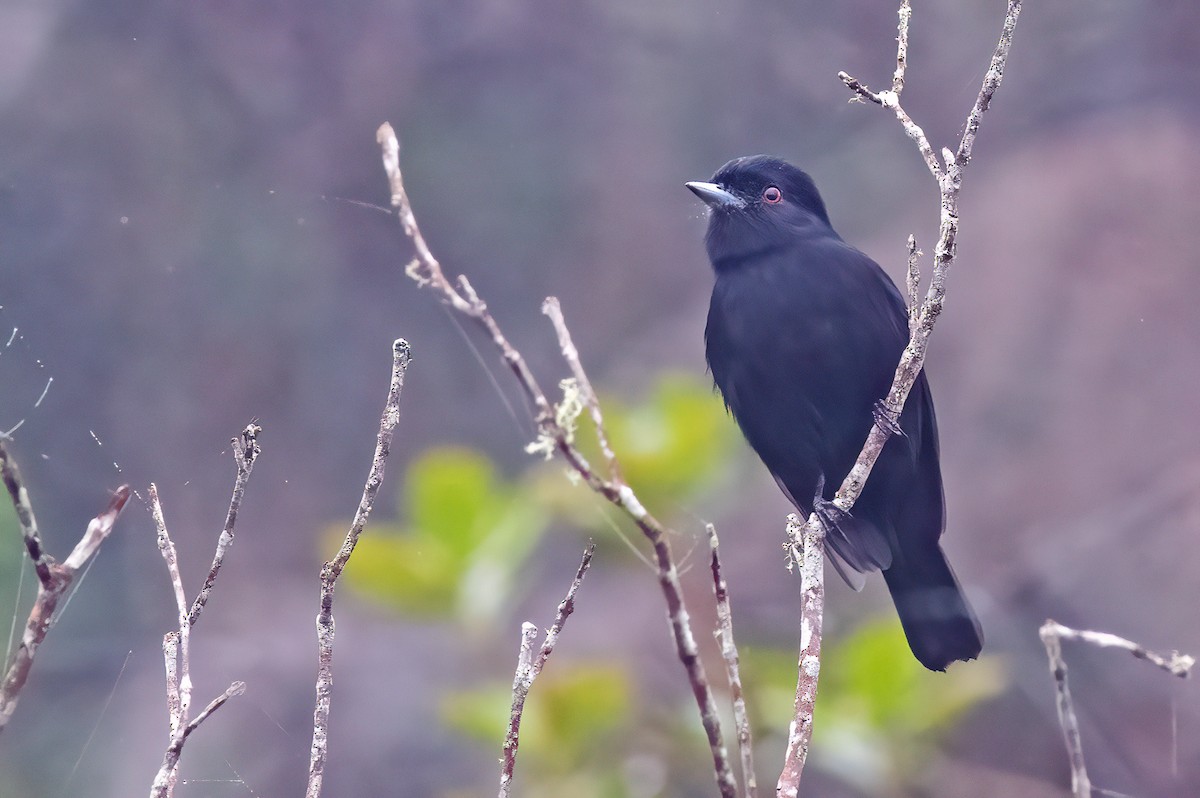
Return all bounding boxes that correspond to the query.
[0,439,130,735]
[778,1,1023,793]
[500,542,595,798]
[776,516,824,798]
[151,484,192,741]
[149,681,246,798]
[187,423,261,626]
[376,123,738,798]
[148,424,261,796]
[891,0,911,95]
[501,622,540,798]
[838,0,945,180]
[830,0,1022,570]
[542,297,621,482]
[0,442,52,586]
[905,235,921,336]
[1039,620,1193,798]
[306,339,412,798]
[708,525,758,798]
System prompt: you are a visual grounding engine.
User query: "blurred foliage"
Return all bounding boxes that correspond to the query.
[336,447,549,622]
[443,663,631,772]
[335,372,737,623]
[584,374,739,512]
[742,618,1008,794]
[331,372,1005,796]
[332,372,737,795]
[529,373,740,532]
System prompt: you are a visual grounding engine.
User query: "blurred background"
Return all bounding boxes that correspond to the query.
[1,0,1198,795]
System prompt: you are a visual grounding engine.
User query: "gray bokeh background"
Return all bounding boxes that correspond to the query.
[1,0,1198,795]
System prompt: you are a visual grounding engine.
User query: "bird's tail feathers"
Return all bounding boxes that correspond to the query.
[883,544,983,671]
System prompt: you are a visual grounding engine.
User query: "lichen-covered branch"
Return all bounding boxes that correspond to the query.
[542,297,621,482]
[776,516,824,798]
[905,235,921,336]
[500,542,594,798]
[187,424,261,626]
[778,2,1024,793]
[306,339,412,798]
[0,440,129,736]
[376,123,738,798]
[829,0,1023,587]
[151,484,192,744]
[708,525,758,798]
[1039,620,1193,798]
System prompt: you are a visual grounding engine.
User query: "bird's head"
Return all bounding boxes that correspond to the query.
[687,155,833,270]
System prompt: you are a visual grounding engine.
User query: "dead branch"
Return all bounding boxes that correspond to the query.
[778,2,1023,794]
[1039,620,1194,798]
[500,542,595,798]
[147,422,261,797]
[0,440,130,735]
[306,339,412,798]
[708,525,758,798]
[188,424,261,625]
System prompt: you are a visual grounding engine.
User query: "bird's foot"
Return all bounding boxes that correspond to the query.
[811,475,851,538]
[872,400,905,438]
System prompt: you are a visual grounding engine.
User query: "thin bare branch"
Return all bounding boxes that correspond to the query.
[892,0,911,96]
[778,1,1025,790]
[151,484,192,740]
[0,452,130,736]
[149,681,246,798]
[542,297,621,482]
[0,441,51,586]
[829,0,1024,534]
[1043,622,1194,678]
[376,123,738,798]
[148,424,260,796]
[955,0,1023,169]
[532,541,594,676]
[187,423,261,626]
[905,235,921,336]
[500,622,540,798]
[837,73,884,106]
[1039,619,1193,798]
[501,543,595,798]
[708,525,758,798]
[307,339,412,798]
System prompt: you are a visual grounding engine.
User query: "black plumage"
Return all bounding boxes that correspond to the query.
[688,155,982,671]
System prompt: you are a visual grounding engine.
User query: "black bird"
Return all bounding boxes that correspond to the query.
[688,155,982,671]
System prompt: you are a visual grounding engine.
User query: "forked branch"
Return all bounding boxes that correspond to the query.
[1039,620,1193,798]
[778,2,1024,794]
[306,339,412,798]
[500,542,595,798]
[0,440,130,736]
[147,422,261,797]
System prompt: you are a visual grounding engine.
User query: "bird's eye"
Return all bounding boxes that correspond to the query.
[762,186,783,204]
